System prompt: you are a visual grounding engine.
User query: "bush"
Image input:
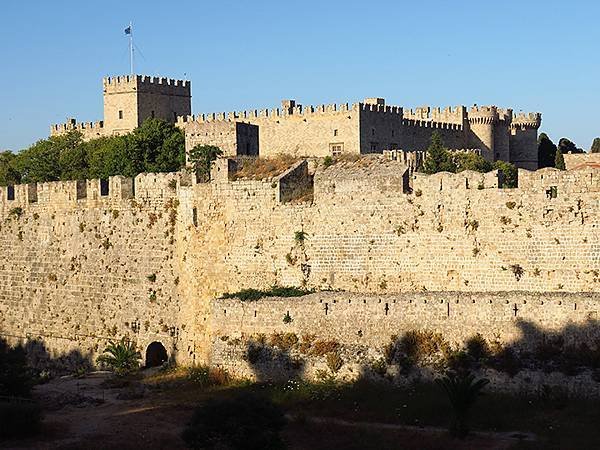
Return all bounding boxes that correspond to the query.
[0,400,42,439]
[182,393,286,450]
[187,365,230,387]
[96,338,141,376]
[0,339,34,398]
[465,333,490,361]
[220,286,311,301]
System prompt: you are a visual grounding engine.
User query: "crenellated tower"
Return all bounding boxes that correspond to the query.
[509,112,542,170]
[103,75,191,136]
[51,75,191,140]
[467,106,499,162]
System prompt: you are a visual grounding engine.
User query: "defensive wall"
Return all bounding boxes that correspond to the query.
[209,291,600,394]
[177,100,541,169]
[1,157,599,378]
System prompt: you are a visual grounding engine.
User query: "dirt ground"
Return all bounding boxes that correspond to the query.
[2,371,522,450]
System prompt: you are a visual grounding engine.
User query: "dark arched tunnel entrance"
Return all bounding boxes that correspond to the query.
[145,341,168,368]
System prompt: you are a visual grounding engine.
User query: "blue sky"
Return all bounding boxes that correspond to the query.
[0,0,598,151]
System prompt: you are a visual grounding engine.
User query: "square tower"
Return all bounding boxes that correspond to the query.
[102,75,191,135]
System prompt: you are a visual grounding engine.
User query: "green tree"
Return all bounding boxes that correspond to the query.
[188,144,223,182]
[493,160,518,188]
[590,138,600,153]
[15,138,61,183]
[537,133,557,168]
[423,131,455,174]
[557,137,584,154]
[436,372,489,438]
[55,131,87,180]
[126,119,185,175]
[85,135,129,179]
[0,151,21,186]
[454,152,493,173]
[555,148,566,170]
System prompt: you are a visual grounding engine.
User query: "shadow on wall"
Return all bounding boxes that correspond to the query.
[0,337,94,378]
[236,317,600,385]
[245,336,306,382]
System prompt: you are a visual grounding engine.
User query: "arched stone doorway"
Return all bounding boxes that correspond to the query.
[145,341,168,368]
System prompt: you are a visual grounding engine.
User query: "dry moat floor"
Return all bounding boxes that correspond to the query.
[3,368,599,450]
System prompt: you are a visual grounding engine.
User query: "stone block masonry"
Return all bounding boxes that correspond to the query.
[1,157,599,374]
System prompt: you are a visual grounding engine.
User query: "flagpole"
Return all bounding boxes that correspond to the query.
[129,21,134,75]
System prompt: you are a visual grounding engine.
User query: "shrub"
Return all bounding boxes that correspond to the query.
[147,273,157,282]
[187,365,230,387]
[283,312,293,324]
[0,400,42,438]
[323,156,334,167]
[310,340,339,357]
[510,264,524,281]
[465,333,490,361]
[220,286,310,301]
[294,230,308,245]
[326,351,343,374]
[96,338,141,376]
[436,372,489,438]
[8,207,23,218]
[397,330,450,366]
[0,339,34,398]
[269,332,298,351]
[505,201,516,209]
[182,393,286,450]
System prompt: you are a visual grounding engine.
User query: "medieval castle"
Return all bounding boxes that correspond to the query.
[51,75,542,170]
[3,74,599,394]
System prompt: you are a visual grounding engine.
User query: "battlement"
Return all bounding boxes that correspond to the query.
[511,112,542,129]
[403,105,466,125]
[50,118,105,136]
[103,74,190,95]
[0,172,189,211]
[468,105,499,124]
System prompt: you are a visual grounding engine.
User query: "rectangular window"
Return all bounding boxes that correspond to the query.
[7,185,15,201]
[329,143,344,156]
[333,129,338,137]
[151,110,155,118]
[118,110,123,120]
[372,128,375,136]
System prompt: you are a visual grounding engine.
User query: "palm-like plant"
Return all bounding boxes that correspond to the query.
[97,338,141,376]
[436,371,489,438]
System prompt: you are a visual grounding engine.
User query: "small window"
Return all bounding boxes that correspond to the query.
[333,129,338,137]
[151,110,155,118]
[118,110,123,120]
[330,143,344,156]
[7,185,15,201]
[192,208,198,227]
[371,128,375,136]
[391,130,395,137]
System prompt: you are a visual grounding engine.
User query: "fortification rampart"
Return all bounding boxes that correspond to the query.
[2,159,599,374]
[103,75,190,96]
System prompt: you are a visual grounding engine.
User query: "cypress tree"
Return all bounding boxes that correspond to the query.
[423,131,455,174]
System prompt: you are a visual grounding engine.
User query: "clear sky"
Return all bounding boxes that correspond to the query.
[0,0,598,151]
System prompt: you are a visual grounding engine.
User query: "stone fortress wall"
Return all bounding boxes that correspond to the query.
[1,156,600,373]
[177,99,541,169]
[47,73,541,169]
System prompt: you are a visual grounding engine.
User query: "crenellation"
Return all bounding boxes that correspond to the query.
[2,158,600,382]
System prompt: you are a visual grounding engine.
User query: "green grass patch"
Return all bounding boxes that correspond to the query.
[220,286,312,302]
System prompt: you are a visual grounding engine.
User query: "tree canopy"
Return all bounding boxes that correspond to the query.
[422,131,456,174]
[590,138,600,154]
[188,144,223,182]
[557,137,584,155]
[537,133,557,168]
[0,119,185,186]
[420,132,517,187]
